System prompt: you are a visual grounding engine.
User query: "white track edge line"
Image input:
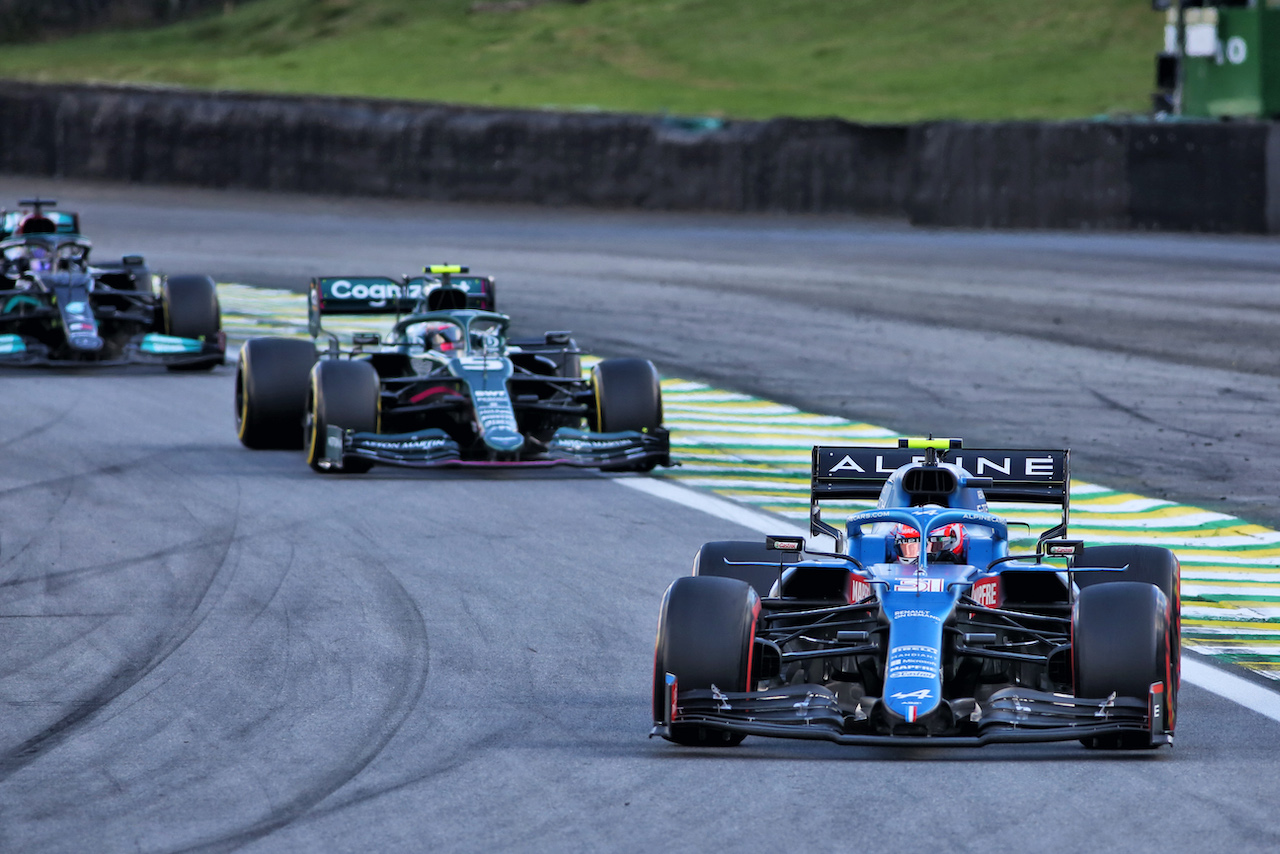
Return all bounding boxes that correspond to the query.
[619,476,1280,723]
[1181,655,1280,723]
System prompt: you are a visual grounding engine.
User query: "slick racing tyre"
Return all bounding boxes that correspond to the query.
[162,274,223,371]
[1075,545,1181,722]
[1073,581,1175,749]
[693,540,791,600]
[235,337,317,450]
[305,360,379,474]
[653,576,759,747]
[592,358,663,472]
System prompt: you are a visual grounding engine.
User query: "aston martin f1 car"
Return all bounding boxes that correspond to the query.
[652,438,1180,749]
[0,198,225,369]
[235,265,671,472]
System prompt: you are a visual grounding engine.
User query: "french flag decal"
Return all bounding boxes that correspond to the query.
[906,706,919,723]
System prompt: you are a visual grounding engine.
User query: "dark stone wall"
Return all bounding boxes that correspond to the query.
[1127,123,1269,233]
[908,122,1130,229]
[0,83,912,213]
[0,81,1273,232]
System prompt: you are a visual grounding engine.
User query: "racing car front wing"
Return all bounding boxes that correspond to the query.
[0,331,224,368]
[652,679,1171,747]
[322,425,671,470]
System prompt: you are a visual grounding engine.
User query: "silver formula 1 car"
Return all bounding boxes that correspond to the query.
[0,198,224,369]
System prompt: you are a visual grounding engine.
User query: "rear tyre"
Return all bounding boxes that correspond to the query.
[592,358,663,472]
[235,337,317,450]
[1075,545,1181,728]
[305,360,380,474]
[162,274,223,371]
[653,575,759,747]
[1073,581,1174,749]
[693,540,788,600]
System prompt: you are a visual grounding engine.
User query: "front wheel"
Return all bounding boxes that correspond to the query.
[305,360,380,474]
[592,358,663,472]
[653,575,759,747]
[1073,581,1175,749]
[1075,545,1181,728]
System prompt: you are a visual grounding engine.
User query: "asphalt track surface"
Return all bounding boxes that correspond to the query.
[2,176,1280,853]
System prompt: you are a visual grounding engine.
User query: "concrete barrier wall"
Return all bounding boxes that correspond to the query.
[0,82,1273,232]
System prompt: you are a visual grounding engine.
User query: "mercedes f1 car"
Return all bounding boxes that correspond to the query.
[0,198,225,369]
[652,438,1180,749]
[235,265,671,472]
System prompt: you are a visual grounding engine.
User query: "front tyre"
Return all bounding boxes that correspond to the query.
[592,358,663,472]
[1075,545,1181,730]
[305,360,380,474]
[653,575,759,747]
[1073,581,1175,749]
[162,274,223,371]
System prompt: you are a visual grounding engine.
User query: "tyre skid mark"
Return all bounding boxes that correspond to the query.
[177,556,431,854]
[0,492,243,779]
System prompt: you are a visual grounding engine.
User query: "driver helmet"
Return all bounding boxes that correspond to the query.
[893,523,966,564]
[25,245,51,273]
[425,324,463,352]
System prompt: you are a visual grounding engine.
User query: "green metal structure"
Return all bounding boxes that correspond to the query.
[1156,1,1280,118]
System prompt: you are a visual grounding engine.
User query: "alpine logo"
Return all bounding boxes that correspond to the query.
[891,689,933,701]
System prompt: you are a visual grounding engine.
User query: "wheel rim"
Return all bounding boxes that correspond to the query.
[234,359,249,439]
[305,383,320,465]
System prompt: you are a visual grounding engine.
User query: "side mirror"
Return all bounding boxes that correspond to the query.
[122,255,144,266]
[766,535,805,553]
[352,332,380,347]
[1041,539,1084,565]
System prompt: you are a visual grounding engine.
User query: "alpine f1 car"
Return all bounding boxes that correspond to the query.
[235,265,671,472]
[0,198,225,369]
[653,438,1180,749]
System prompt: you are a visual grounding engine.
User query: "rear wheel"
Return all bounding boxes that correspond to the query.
[653,575,759,747]
[162,274,223,371]
[305,360,380,474]
[693,540,789,600]
[235,337,317,450]
[1073,581,1174,749]
[592,358,663,472]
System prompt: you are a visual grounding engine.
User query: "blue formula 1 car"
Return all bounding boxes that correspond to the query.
[0,198,224,369]
[235,265,671,473]
[652,438,1180,749]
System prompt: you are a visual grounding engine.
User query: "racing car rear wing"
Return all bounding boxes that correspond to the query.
[308,271,496,335]
[810,439,1070,545]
